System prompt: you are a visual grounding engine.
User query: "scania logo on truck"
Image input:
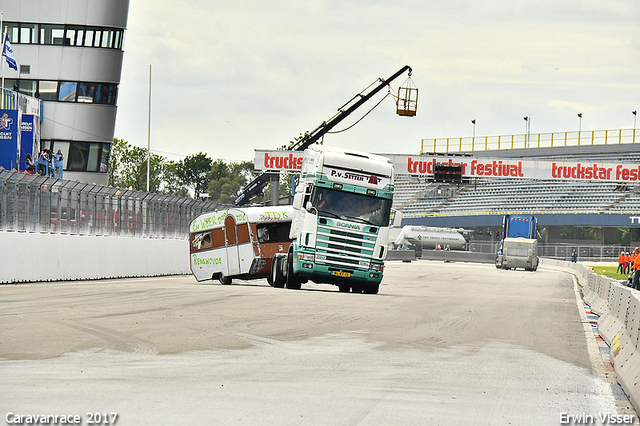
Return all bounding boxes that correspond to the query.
[336,221,361,230]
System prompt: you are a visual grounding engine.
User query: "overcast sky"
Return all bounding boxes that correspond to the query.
[113,0,640,163]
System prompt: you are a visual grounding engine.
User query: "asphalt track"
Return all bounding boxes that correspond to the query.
[0,261,636,425]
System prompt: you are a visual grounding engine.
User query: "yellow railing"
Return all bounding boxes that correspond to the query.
[420,128,639,154]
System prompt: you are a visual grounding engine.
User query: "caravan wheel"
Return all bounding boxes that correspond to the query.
[219,274,232,285]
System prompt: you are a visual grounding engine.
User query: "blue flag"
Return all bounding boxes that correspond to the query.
[3,33,17,71]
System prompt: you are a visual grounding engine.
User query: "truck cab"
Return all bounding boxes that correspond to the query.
[495,215,539,271]
[271,145,394,294]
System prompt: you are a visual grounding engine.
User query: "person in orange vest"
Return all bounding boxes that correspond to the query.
[632,248,640,290]
[618,251,626,274]
[624,252,632,274]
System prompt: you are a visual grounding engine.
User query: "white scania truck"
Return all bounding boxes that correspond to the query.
[270,145,395,294]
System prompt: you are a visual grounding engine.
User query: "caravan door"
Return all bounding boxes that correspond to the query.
[224,215,241,276]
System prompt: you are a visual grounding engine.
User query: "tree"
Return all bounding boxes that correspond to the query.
[161,161,190,197]
[176,152,213,199]
[109,138,164,191]
[207,160,255,204]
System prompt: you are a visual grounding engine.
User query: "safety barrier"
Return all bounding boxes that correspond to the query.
[542,258,640,413]
[0,169,226,238]
[421,128,638,154]
[0,231,190,283]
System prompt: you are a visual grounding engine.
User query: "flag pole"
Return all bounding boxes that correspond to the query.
[146,64,151,192]
[1,12,5,110]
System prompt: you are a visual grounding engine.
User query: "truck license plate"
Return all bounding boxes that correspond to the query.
[332,271,351,277]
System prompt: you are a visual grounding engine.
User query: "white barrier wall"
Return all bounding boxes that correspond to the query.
[0,231,190,283]
[541,258,640,414]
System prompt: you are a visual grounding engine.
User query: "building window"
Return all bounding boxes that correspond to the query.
[20,23,38,44]
[95,83,117,105]
[100,144,110,172]
[18,80,37,97]
[58,82,78,102]
[50,142,70,170]
[87,144,102,172]
[65,26,85,46]
[38,81,58,101]
[40,24,66,45]
[6,23,19,43]
[78,82,96,103]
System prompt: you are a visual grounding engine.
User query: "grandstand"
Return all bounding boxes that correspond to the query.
[393,138,640,256]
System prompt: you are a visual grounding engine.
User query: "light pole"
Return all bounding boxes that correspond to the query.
[523,116,530,148]
[471,119,476,138]
[577,113,582,145]
[633,110,637,143]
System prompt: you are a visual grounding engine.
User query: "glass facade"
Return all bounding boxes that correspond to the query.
[4,79,118,105]
[5,21,124,50]
[42,141,111,173]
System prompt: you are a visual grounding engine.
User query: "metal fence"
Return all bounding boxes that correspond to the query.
[421,128,638,154]
[0,170,227,239]
[469,241,631,262]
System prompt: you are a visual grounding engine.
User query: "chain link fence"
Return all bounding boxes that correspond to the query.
[0,170,228,239]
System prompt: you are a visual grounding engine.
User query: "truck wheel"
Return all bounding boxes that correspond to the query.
[219,274,232,285]
[363,285,379,295]
[338,284,350,293]
[351,284,363,294]
[285,254,301,290]
[271,256,285,288]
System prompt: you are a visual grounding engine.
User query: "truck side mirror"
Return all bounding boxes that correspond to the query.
[305,201,317,214]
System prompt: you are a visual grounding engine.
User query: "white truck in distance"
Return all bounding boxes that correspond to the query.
[271,145,395,294]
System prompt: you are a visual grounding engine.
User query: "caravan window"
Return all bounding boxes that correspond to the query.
[191,228,225,252]
[255,222,292,243]
[191,231,213,253]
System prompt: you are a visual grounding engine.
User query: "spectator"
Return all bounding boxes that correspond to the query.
[633,248,640,290]
[37,150,50,176]
[24,154,35,173]
[571,250,578,263]
[53,149,64,179]
[618,251,626,274]
[625,252,632,274]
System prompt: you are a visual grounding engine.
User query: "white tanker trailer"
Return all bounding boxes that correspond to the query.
[393,225,467,251]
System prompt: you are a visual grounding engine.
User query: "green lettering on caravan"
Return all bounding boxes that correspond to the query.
[192,209,230,231]
[264,210,289,220]
[192,254,222,265]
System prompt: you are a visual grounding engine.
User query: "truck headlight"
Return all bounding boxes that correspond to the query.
[370,262,384,272]
[298,253,315,262]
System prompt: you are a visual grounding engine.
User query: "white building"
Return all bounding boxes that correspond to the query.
[3,0,130,185]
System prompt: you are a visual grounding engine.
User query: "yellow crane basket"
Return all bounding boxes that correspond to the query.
[396,77,418,117]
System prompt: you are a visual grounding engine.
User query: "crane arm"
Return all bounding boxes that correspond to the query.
[235,65,413,206]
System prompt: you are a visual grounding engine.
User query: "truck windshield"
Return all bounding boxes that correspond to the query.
[311,187,391,227]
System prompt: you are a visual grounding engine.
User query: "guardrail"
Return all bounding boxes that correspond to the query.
[421,128,638,154]
[0,170,226,239]
[542,258,640,413]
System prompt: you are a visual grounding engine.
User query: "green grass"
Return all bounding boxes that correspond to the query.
[588,265,629,281]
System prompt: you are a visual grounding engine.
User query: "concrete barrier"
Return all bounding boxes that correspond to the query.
[0,231,190,283]
[386,250,416,262]
[420,250,496,264]
[541,258,640,413]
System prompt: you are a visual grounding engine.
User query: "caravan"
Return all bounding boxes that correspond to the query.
[190,206,294,284]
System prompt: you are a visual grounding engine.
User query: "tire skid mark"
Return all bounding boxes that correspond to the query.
[55,321,158,355]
